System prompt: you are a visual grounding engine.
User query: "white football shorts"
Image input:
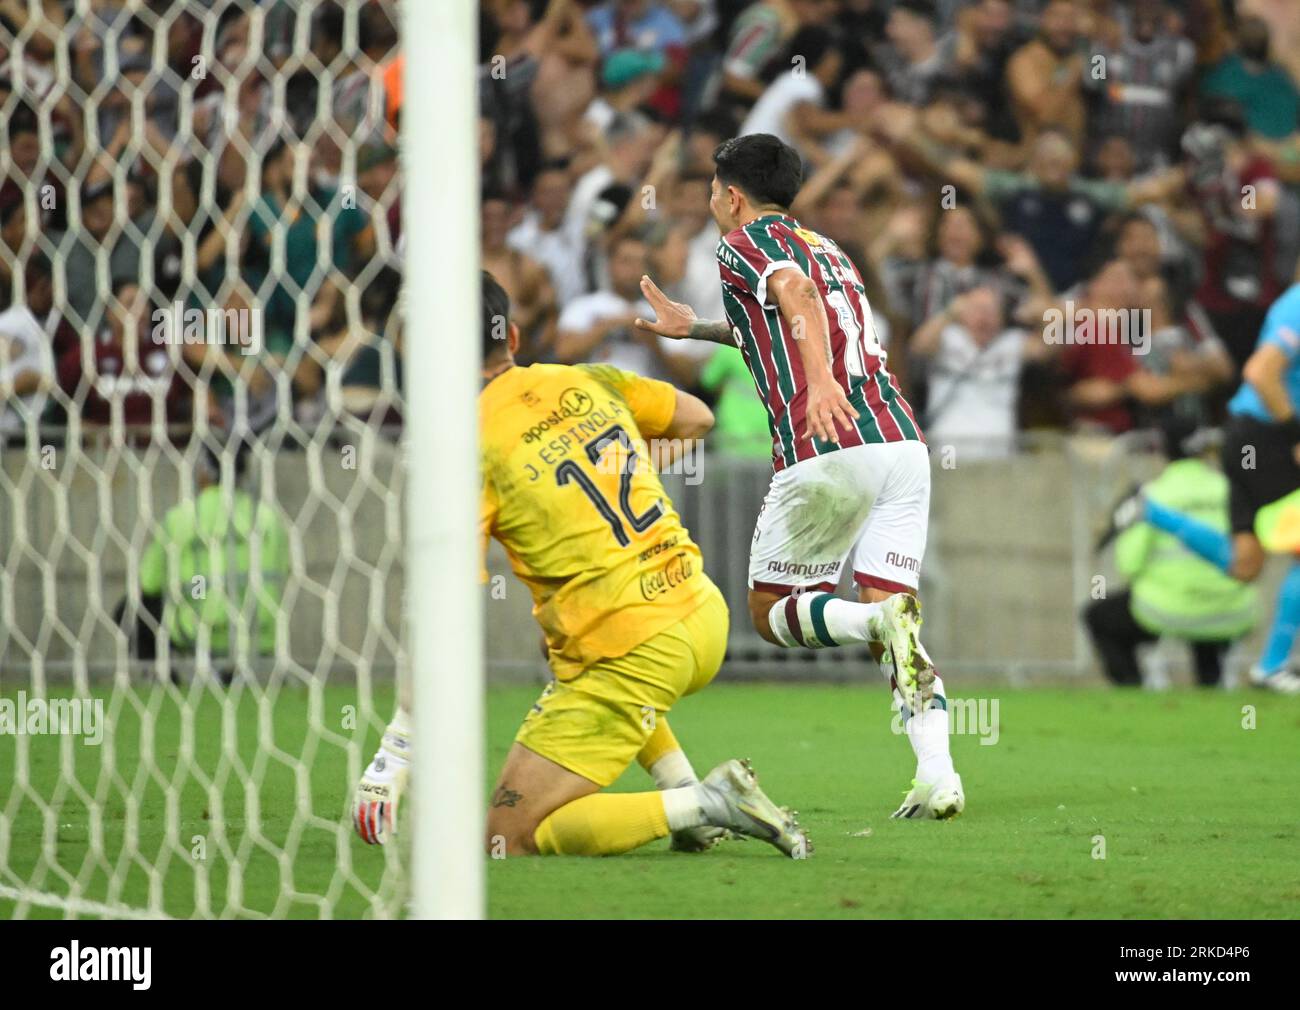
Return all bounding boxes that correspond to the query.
[748,440,930,595]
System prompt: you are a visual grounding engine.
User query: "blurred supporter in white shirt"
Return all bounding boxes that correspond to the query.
[509,164,588,309]
[911,285,1052,460]
[553,233,694,382]
[666,173,726,322]
[0,258,57,439]
[739,27,848,165]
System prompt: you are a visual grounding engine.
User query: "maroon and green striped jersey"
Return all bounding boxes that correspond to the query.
[716,213,923,472]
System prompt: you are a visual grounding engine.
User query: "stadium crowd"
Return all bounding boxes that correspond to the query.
[477,0,1300,461]
[1,0,1298,462]
[0,0,403,444]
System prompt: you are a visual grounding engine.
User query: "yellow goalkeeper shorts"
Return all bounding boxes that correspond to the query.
[514,582,728,787]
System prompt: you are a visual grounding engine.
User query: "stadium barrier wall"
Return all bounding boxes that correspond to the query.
[1,431,1282,686]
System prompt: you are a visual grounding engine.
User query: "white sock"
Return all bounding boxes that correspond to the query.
[902,676,954,783]
[648,749,698,790]
[660,784,709,830]
[767,592,884,648]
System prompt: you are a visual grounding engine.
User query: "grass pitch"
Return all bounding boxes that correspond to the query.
[2,681,1298,919]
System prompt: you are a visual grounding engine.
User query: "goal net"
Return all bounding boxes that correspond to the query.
[0,0,416,918]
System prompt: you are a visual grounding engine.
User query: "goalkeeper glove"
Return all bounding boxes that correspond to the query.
[353,712,411,845]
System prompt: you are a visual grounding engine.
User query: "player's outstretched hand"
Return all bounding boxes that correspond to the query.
[803,376,859,444]
[634,275,697,339]
[353,752,408,845]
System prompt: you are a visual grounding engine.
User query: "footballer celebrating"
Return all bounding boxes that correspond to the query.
[635,133,964,819]
[352,271,810,858]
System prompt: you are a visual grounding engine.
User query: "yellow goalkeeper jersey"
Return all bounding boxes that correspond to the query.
[480,362,712,681]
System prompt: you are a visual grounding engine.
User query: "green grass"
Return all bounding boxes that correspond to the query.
[3,682,1299,918]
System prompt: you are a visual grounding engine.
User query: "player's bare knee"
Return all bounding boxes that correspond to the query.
[484,815,540,856]
[747,591,782,644]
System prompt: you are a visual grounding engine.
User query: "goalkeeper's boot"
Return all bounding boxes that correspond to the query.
[353,715,411,845]
[1248,665,1300,695]
[870,594,935,713]
[891,773,965,820]
[698,759,811,859]
[669,824,729,853]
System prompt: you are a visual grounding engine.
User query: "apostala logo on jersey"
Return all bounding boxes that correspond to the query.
[522,387,598,443]
[794,227,824,247]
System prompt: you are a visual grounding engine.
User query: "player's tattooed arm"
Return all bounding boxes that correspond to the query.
[491,785,523,808]
[767,267,860,444]
[635,274,732,344]
[686,319,734,345]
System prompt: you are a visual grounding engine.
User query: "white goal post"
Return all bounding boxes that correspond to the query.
[0,0,481,919]
[403,0,483,920]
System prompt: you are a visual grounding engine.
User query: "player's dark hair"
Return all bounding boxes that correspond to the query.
[482,270,511,361]
[712,133,804,210]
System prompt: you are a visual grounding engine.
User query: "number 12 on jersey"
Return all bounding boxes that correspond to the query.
[556,424,664,546]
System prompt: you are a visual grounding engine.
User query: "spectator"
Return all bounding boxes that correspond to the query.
[56,279,197,433]
[910,285,1050,459]
[1057,260,1193,434]
[1178,111,1283,369]
[874,0,957,107]
[483,0,599,178]
[585,0,689,120]
[48,180,126,330]
[0,180,25,308]
[566,112,661,265]
[896,127,1135,291]
[711,0,806,118]
[1109,211,1233,422]
[1006,0,1085,149]
[909,205,1002,326]
[1199,15,1300,141]
[302,267,403,429]
[508,164,588,309]
[667,172,727,322]
[482,191,557,362]
[585,48,666,138]
[241,138,368,351]
[1083,0,1196,172]
[739,26,847,165]
[553,232,690,382]
[0,253,56,442]
[951,0,1025,146]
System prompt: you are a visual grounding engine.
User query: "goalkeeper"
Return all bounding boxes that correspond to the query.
[128,444,289,678]
[352,272,810,858]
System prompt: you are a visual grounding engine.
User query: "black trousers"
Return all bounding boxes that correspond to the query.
[1083,590,1231,687]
